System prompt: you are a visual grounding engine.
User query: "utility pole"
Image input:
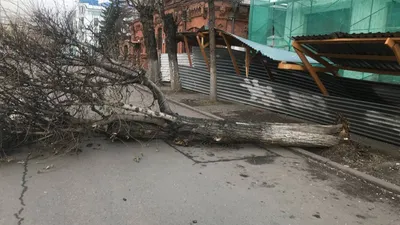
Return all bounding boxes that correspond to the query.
[208,0,217,101]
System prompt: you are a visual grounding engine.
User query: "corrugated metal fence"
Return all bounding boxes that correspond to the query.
[179,47,400,146]
[161,53,191,82]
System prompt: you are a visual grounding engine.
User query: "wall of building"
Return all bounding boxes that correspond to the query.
[75,1,103,45]
[248,0,400,84]
[126,0,250,68]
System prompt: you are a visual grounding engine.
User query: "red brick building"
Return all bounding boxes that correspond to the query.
[122,0,250,67]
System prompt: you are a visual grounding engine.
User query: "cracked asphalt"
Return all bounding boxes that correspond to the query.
[1,91,399,225]
[1,140,399,225]
[13,153,31,225]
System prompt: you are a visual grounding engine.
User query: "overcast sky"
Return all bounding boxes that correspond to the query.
[0,0,108,17]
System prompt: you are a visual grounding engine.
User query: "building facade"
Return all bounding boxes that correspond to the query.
[125,0,251,67]
[74,0,103,46]
[248,0,400,83]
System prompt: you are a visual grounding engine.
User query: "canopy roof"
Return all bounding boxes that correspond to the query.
[292,32,400,75]
[176,28,318,64]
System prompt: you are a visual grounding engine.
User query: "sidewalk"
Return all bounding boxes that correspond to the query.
[161,85,400,189]
[160,86,301,123]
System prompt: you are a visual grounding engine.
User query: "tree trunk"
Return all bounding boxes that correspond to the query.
[140,75,174,115]
[168,54,180,91]
[103,105,346,148]
[108,115,344,148]
[163,13,181,91]
[139,7,160,84]
[208,0,217,102]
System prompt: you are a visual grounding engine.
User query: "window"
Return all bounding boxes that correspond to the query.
[157,28,162,50]
[123,45,128,60]
[182,10,188,22]
[306,8,351,35]
[265,7,287,40]
[79,17,84,29]
[386,2,400,32]
[79,6,85,15]
[94,18,99,27]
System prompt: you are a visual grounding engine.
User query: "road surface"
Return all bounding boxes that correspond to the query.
[0,90,399,225]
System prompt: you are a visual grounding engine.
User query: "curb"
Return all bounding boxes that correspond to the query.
[138,85,400,195]
[135,85,224,120]
[290,147,400,195]
[166,97,224,120]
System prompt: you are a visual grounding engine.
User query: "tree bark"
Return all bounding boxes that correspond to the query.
[162,13,181,91]
[139,7,160,84]
[140,75,174,115]
[208,0,217,101]
[103,105,346,148]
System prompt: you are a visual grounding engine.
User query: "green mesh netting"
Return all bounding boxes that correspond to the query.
[248,0,400,84]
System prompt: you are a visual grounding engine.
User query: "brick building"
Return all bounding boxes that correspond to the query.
[122,0,250,67]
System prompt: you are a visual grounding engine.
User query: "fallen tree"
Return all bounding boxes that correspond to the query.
[101,105,345,147]
[0,7,346,154]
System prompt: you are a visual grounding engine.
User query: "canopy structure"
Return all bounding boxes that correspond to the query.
[283,32,400,95]
[229,33,318,64]
[176,27,318,80]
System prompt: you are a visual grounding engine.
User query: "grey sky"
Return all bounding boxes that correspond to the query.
[0,0,108,18]
[0,0,74,18]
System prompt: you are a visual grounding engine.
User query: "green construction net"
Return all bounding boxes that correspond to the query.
[248,0,400,84]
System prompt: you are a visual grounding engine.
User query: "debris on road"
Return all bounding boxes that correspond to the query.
[37,164,54,174]
[133,152,144,163]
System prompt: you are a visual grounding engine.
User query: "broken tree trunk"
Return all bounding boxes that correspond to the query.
[101,105,345,148]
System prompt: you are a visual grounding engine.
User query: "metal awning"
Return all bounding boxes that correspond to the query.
[176,28,317,64]
[275,32,400,96]
[176,28,317,80]
[291,32,400,75]
[229,33,318,64]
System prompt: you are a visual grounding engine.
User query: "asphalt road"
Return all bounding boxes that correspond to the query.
[0,139,399,225]
[0,90,399,225]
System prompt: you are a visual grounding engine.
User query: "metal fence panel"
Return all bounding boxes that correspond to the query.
[161,53,191,82]
[179,47,400,146]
